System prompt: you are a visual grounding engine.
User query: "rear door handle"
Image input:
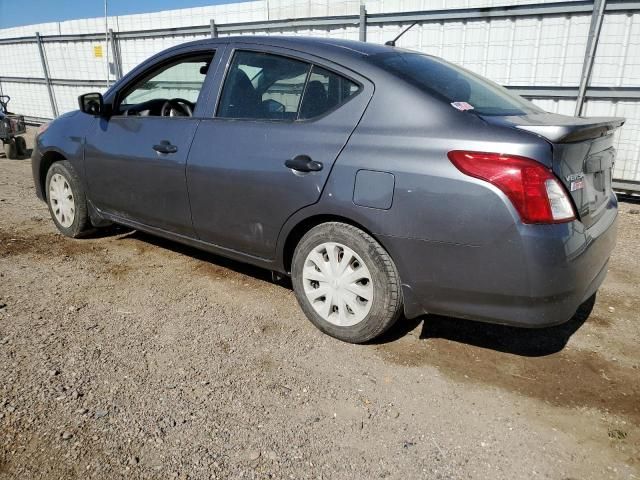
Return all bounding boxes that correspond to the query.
[285,155,323,172]
[153,140,178,154]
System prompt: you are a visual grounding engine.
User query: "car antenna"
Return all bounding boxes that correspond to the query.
[385,22,418,47]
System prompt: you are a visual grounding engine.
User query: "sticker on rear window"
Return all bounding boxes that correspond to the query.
[450,101,474,111]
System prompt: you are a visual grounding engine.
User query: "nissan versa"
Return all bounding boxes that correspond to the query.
[32,36,622,343]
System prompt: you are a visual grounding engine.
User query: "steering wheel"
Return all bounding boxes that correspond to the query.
[161,99,193,117]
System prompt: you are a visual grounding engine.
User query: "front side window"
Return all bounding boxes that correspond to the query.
[117,53,214,117]
[372,52,543,116]
[217,51,361,121]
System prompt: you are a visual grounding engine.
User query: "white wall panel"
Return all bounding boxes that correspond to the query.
[218,25,360,40]
[591,12,640,87]
[115,1,266,31]
[267,0,359,19]
[118,34,210,75]
[0,82,53,118]
[530,97,577,115]
[365,0,582,14]
[44,40,112,80]
[366,13,590,87]
[0,42,45,77]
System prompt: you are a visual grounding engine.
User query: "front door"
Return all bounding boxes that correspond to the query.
[85,49,216,236]
[187,47,372,258]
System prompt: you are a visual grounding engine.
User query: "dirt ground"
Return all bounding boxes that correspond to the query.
[1,128,639,480]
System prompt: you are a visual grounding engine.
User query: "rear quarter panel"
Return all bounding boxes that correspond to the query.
[278,77,553,250]
[276,78,562,319]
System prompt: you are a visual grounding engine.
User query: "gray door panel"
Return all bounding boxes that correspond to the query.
[85,46,220,236]
[85,117,200,235]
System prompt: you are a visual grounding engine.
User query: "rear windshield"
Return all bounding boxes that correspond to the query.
[371,52,543,116]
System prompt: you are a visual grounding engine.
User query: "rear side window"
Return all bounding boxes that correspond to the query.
[218,51,310,120]
[372,52,543,116]
[299,66,360,120]
[217,50,360,121]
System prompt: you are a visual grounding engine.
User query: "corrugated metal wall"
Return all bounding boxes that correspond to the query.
[0,0,638,182]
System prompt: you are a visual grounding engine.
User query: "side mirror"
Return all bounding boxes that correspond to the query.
[78,92,104,116]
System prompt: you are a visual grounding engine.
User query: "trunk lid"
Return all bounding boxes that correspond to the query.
[481,112,624,228]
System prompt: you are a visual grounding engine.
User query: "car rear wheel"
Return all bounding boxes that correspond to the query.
[45,161,91,238]
[291,222,403,343]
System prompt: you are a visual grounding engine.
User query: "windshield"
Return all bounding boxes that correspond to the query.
[372,52,543,116]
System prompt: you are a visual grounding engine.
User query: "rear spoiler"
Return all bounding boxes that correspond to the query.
[515,116,625,143]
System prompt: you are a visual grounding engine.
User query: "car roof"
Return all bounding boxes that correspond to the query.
[107,36,419,100]
[172,36,417,81]
[188,36,393,57]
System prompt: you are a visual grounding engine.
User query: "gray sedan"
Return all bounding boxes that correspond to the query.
[32,36,621,343]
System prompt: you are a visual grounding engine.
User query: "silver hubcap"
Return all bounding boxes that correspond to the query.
[48,173,75,228]
[302,242,374,327]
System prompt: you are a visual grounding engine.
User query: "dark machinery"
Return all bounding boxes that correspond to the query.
[0,95,27,159]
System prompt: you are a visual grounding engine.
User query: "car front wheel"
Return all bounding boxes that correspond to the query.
[291,222,403,343]
[45,161,91,237]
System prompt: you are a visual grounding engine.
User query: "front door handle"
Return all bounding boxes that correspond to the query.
[153,140,178,154]
[285,155,323,172]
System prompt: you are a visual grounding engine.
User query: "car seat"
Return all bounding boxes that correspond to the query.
[300,80,328,119]
[221,69,262,118]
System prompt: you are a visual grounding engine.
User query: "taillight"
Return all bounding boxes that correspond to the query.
[447,150,575,224]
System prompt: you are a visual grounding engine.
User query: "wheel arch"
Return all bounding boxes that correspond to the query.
[280,213,383,274]
[39,149,67,200]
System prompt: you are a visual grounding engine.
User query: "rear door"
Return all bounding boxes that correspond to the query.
[187,44,373,259]
[484,113,624,228]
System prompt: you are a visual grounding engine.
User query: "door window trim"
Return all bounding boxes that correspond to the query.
[213,47,363,124]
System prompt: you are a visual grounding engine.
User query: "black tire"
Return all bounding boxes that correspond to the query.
[15,136,27,157]
[291,222,403,343]
[576,292,596,322]
[3,139,17,159]
[45,161,91,238]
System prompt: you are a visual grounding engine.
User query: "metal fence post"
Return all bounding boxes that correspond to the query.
[575,0,606,116]
[109,28,123,80]
[359,5,367,42]
[35,32,58,118]
[210,20,218,38]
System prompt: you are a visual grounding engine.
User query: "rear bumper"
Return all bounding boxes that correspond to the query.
[381,196,618,327]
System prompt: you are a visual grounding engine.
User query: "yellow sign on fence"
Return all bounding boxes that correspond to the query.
[93,45,103,58]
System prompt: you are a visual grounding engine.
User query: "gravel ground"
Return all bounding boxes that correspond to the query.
[0,128,639,479]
